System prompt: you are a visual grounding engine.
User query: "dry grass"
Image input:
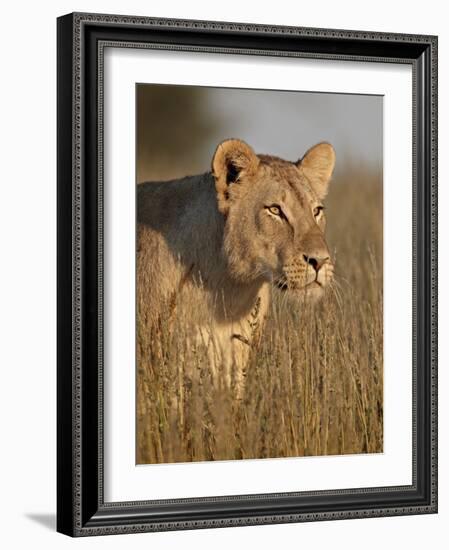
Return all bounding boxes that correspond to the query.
[136,168,383,464]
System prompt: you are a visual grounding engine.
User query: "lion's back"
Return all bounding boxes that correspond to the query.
[136,172,220,328]
[137,173,212,230]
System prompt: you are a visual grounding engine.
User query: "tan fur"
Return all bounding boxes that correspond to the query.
[137,139,335,397]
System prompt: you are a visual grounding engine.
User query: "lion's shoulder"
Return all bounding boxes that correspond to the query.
[137,172,215,228]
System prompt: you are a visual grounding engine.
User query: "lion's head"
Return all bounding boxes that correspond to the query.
[212,139,335,299]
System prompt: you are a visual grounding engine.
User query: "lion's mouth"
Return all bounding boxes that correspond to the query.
[276,280,289,291]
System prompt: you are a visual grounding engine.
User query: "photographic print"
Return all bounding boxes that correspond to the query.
[136,84,383,465]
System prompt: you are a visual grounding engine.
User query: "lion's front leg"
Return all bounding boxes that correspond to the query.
[198,283,270,400]
[230,283,271,400]
[230,335,251,400]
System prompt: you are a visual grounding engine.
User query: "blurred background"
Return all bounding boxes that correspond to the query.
[136,84,382,182]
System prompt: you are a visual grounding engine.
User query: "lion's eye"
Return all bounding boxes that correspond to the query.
[313,206,324,217]
[266,205,282,217]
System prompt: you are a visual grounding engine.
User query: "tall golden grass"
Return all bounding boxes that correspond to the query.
[136,167,383,464]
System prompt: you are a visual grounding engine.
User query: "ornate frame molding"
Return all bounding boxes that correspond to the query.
[57,12,437,536]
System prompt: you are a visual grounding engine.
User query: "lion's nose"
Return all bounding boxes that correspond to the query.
[303,254,329,272]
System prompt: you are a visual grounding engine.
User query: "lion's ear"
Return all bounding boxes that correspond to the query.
[212,139,259,214]
[297,142,335,199]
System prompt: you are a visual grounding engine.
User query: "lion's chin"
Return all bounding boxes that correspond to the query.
[298,281,326,301]
[277,280,326,302]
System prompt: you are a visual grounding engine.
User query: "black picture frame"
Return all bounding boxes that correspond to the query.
[57,12,438,537]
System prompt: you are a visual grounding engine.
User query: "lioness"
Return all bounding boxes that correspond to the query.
[137,139,335,397]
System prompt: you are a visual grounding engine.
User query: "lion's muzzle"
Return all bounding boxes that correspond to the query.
[278,254,334,293]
